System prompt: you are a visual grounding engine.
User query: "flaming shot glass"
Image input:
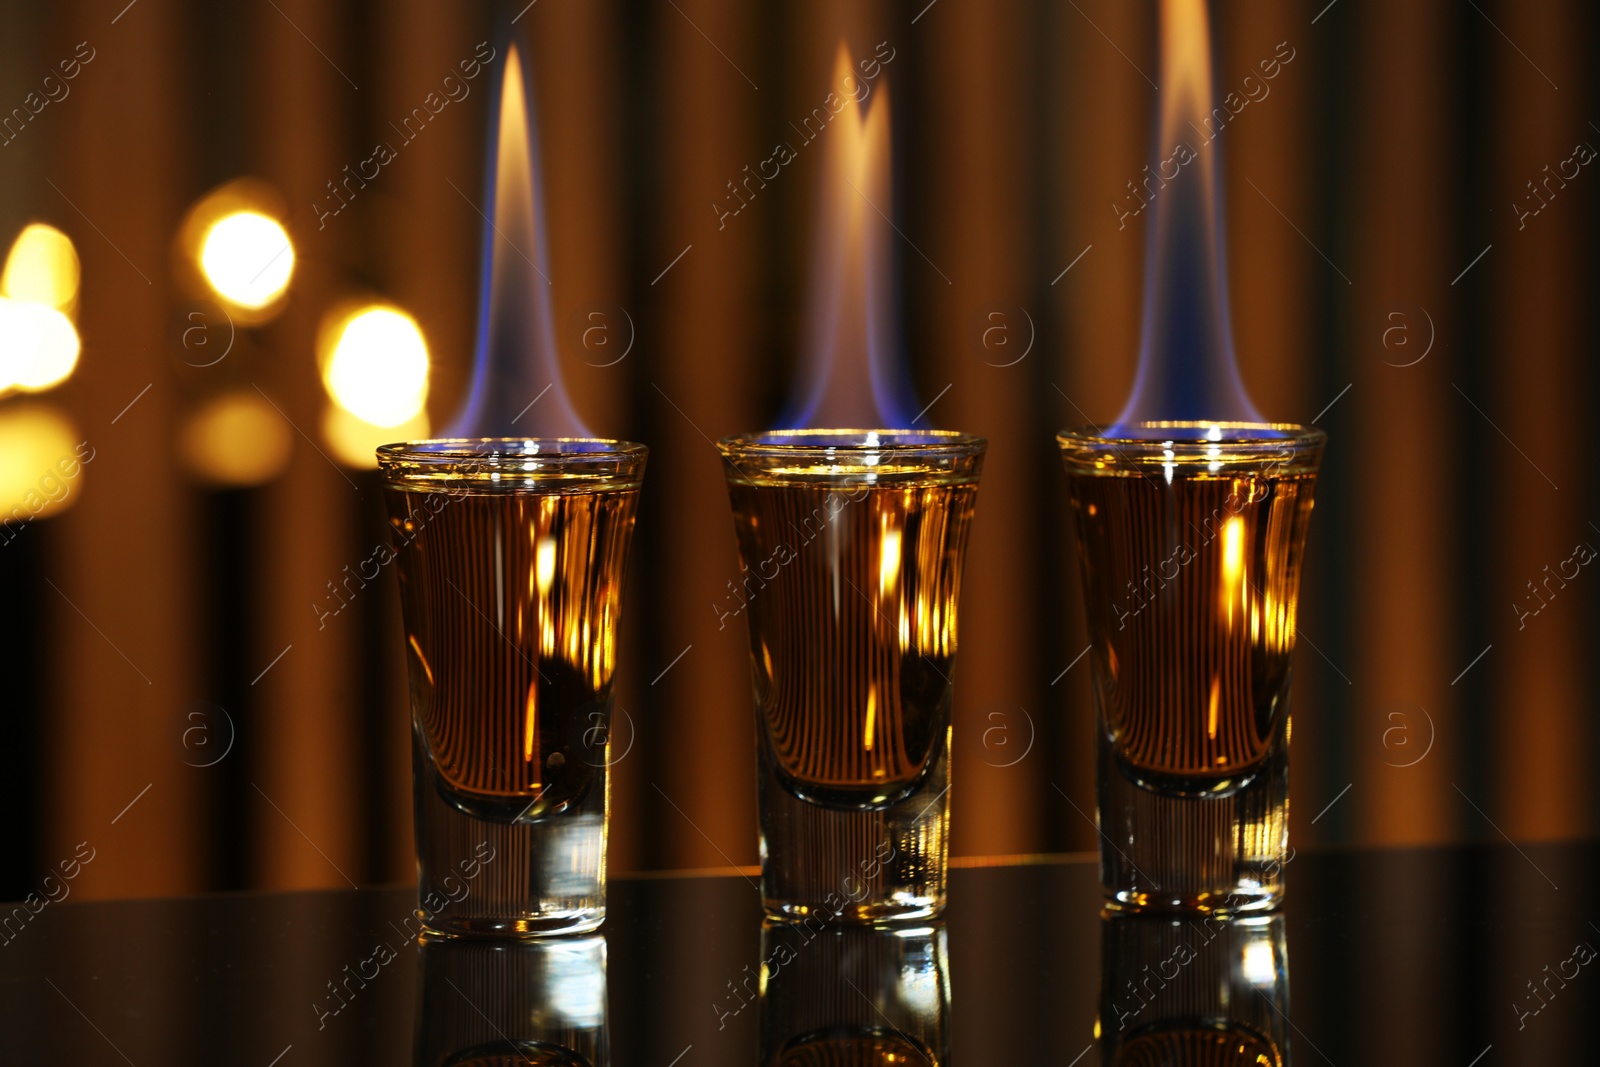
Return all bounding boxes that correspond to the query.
[378,438,646,936]
[1058,423,1323,913]
[718,430,985,923]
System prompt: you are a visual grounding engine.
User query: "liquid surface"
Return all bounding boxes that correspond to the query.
[1068,470,1316,789]
[727,480,976,808]
[385,485,638,819]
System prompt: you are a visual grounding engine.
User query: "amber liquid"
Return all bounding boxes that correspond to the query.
[1065,458,1316,912]
[386,484,639,822]
[727,481,975,808]
[726,472,977,920]
[1067,470,1316,793]
[384,475,637,935]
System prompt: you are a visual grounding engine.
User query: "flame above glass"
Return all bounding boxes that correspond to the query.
[1112,0,1264,438]
[779,45,921,431]
[447,42,588,440]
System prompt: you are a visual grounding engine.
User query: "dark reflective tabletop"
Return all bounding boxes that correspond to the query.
[1,839,1595,1064]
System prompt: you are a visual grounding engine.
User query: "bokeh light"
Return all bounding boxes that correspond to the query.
[0,223,83,396]
[321,306,430,428]
[175,181,294,325]
[323,404,429,469]
[0,403,84,522]
[199,211,295,310]
[0,298,80,393]
[178,391,294,487]
[2,224,80,310]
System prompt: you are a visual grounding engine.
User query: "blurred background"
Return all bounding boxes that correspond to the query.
[0,0,1595,901]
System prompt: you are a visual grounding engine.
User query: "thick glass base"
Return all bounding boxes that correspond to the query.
[417,910,605,939]
[1102,884,1281,916]
[412,731,607,938]
[757,734,949,923]
[1096,715,1290,915]
[763,898,943,925]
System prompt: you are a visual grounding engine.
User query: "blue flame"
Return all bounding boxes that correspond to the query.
[1109,0,1265,441]
[776,56,922,431]
[446,42,588,440]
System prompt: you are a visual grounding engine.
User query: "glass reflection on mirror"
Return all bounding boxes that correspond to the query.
[759,921,949,1066]
[1100,913,1288,1066]
[416,934,607,1067]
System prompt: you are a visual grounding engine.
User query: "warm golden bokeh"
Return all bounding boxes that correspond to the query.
[320,305,431,429]
[0,403,84,521]
[178,391,295,487]
[199,211,295,310]
[0,224,83,396]
[323,404,431,469]
[0,299,79,394]
[174,179,296,325]
[2,224,80,311]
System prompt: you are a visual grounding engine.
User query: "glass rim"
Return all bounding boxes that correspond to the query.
[1057,421,1325,452]
[376,436,648,466]
[717,428,987,459]
[1057,421,1323,476]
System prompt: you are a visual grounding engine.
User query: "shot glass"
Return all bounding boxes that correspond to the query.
[378,438,646,936]
[718,429,985,922]
[1058,422,1323,912]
